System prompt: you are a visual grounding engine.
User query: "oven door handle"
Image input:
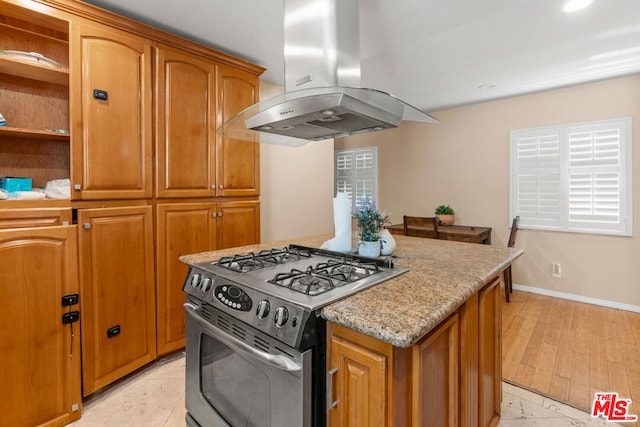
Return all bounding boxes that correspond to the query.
[184,302,302,372]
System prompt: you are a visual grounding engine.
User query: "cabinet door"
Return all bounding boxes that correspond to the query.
[77,205,156,395]
[412,313,459,427]
[218,200,260,249]
[216,64,260,197]
[70,21,152,200]
[329,335,387,427]
[155,44,217,198]
[156,202,216,355]
[478,277,501,427]
[0,226,81,426]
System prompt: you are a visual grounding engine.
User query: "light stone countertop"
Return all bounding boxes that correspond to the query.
[179,233,523,348]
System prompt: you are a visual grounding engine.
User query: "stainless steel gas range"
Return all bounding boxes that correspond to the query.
[182,244,407,427]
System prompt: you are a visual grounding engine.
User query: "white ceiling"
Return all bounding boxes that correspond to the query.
[82,0,640,113]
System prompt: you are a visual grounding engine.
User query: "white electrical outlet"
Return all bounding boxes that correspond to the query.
[552,263,562,278]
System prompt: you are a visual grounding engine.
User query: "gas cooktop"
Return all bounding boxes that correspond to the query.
[191,245,407,310]
[183,244,408,348]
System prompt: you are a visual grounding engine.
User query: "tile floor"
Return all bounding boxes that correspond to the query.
[70,353,623,427]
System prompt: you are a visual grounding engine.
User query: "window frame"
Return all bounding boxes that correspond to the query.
[334,147,378,212]
[509,117,633,236]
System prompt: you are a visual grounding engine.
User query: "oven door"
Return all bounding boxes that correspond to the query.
[184,302,312,427]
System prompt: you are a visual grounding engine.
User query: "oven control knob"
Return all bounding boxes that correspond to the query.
[190,273,201,288]
[274,306,289,328]
[256,300,270,319]
[201,277,213,292]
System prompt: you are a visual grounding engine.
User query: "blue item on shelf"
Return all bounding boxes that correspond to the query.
[0,177,32,192]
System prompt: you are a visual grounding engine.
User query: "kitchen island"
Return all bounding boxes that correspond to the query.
[180,233,523,427]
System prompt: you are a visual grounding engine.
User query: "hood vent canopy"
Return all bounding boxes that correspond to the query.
[217,0,438,147]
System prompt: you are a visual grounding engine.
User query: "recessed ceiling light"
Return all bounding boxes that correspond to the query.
[563,0,594,13]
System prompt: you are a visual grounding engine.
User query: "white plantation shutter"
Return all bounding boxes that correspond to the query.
[513,132,561,227]
[334,147,378,210]
[510,117,632,236]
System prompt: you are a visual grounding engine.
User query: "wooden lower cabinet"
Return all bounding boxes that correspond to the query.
[328,275,503,427]
[412,313,459,427]
[327,324,411,427]
[156,202,216,355]
[77,205,156,396]
[155,199,260,355]
[0,225,82,426]
[218,200,260,249]
[478,277,502,427]
[328,333,388,427]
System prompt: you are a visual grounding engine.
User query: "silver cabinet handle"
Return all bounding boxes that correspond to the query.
[183,302,301,372]
[218,184,223,190]
[327,367,338,409]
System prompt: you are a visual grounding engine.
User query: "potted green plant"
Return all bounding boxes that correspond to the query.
[435,204,455,226]
[354,198,390,257]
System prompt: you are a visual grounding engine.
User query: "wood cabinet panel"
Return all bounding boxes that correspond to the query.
[0,225,81,426]
[328,274,504,427]
[156,202,216,355]
[478,277,502,427]
[216,64,259,197]
[412,314,459,427]
[218,200,260,249]
[329,336,387,427]
[0,207,71,229]
[77,205,156,396]
[156,199,259,354]
[70,20,152,200]
[155,44,217,198]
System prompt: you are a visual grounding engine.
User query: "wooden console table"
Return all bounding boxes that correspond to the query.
[388,223,492,245]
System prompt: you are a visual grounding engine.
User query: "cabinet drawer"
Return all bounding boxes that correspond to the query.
[0,208,72,229]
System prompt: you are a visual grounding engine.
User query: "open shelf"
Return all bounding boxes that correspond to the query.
[0,55,68,86]
[0,126,70,141]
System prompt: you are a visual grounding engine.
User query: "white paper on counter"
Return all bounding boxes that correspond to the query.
[321,192,352,252]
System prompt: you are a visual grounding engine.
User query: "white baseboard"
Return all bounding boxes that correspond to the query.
[512,283,640,314]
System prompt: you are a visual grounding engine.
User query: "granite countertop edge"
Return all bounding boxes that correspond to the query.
[179,233,524,349]
[319,253,522,348]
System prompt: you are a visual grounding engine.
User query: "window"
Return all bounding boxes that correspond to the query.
[510,117,632,236]
[334,147,378,211]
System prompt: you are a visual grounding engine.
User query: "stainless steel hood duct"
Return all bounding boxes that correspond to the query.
[217,0,438,147]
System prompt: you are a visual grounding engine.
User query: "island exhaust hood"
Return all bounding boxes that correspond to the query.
[217,0,438,147]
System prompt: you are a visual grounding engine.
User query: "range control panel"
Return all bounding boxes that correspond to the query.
[183,267,311,348]
[214,284,252,312]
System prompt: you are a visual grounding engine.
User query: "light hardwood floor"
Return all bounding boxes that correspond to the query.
[502,290,640,426]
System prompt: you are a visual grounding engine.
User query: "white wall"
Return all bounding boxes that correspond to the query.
[337,74,640,308]
[259,81,335,242]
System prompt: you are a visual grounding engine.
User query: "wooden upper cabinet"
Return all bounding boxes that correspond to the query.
[216,64,260,197]
[155,44,217,198]
[69,20,152,200]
